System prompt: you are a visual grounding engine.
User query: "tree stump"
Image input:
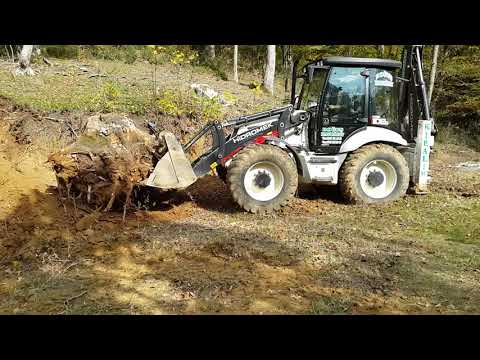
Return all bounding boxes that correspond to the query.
[48,115,166,219]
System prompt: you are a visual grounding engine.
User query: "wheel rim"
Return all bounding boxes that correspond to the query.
[359,159,397,199]
[244,161,284,202]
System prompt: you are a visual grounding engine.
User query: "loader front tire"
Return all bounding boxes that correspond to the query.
[227,144,298,214]
[339,144,409,204]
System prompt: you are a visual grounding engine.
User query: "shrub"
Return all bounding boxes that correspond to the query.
[155,88,222,120]
[43,45,80,59]
[434,57,480,135]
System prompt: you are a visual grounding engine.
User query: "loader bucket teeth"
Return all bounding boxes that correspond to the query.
[143,132,197,190]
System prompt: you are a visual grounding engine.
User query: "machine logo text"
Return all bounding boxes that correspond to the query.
[232,123,274,144]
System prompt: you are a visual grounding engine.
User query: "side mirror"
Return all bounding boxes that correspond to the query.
[360,69,370,77]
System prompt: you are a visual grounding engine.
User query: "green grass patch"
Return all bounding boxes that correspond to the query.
[435,123,480,151]
[420,200,480,245]
[0,64,226,120]
[379,195,480,247]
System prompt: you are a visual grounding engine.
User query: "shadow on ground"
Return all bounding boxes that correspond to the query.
[132,176,347,216]
[1,179,479,314]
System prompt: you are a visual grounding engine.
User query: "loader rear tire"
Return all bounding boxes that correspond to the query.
[227,144,298,214]
[339,144,409,204]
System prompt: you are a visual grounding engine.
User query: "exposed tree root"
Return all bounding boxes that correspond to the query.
[48,114,166,218]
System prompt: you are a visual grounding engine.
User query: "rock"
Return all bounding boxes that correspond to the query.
[190,84,233,106]
[191,83,219,100]
[454,162,480,172]
[218,96,233,106]
[83,228,95,237]
[13,67,35,76]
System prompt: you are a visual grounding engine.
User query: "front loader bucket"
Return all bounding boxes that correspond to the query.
[144,132,197,190]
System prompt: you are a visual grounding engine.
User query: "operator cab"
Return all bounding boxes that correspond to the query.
[294,57,402,154]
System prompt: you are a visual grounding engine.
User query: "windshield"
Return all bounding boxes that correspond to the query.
[296,68,328,114]
[322,67,367,125]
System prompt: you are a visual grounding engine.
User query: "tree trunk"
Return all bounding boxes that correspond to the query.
[4,46,11,61]
[233,45,239,83]
[263,45,276,95]
[378,45,385,57]
[16,45,35,76]
[9,45,14,62]
[428,45,440,106]
[284,45,292,99]
[207,45,215,59]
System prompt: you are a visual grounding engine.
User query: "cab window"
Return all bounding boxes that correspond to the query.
[369,68,398,130]
[298,69,328,117]
[321,67,367,126]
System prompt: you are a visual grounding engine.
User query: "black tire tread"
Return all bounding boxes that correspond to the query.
[339,143,409,204]
[227,144,298,214]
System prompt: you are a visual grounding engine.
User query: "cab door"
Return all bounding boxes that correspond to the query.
[313,66,368,154]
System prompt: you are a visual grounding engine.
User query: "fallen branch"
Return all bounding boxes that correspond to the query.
[72,64,89,72]
[64,290,87,306]
[64,121,78,139]
[43,57,53,66]
[88,73,107,78]
[62,261,79,273]
[43,116,78,138]
[44,116,62,123]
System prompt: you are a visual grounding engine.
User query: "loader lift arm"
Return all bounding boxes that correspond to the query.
[189,105,294,178]
[145,104,299,190]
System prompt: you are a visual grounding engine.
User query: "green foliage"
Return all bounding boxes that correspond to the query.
[222,91,237,104]
[146,45,200,66]
[155,88,222,120]
[435,123,480,151]
[0,45,15,58]
[80,45,141,63]
[291,45,387,68]
[201,58,229,81]
[43,45,80,59]
[123,46,139,64]
[434,53,480,135]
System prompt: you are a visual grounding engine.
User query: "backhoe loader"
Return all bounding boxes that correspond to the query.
[144,45,436,214]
